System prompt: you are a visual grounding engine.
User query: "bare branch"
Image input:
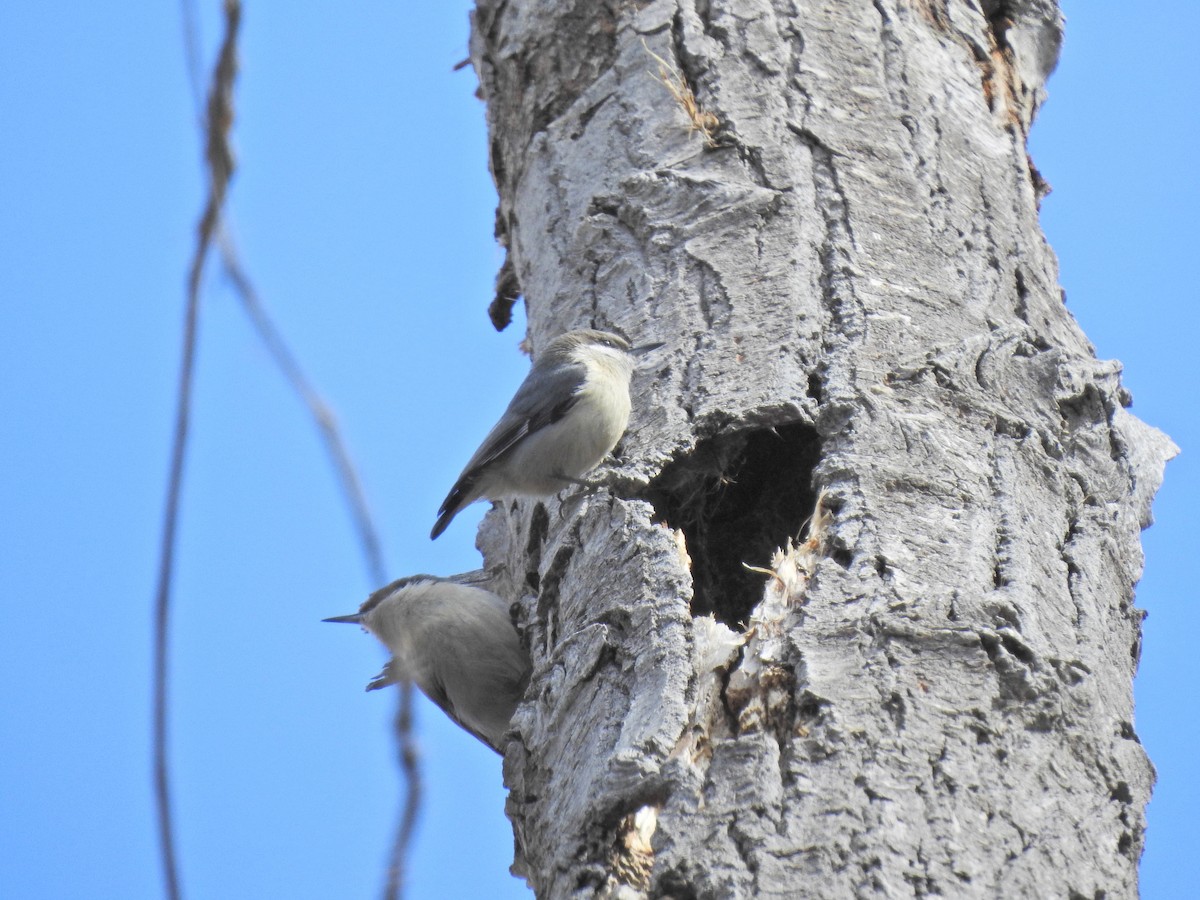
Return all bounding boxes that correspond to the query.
[174,3,423,897]
[385,688,421,900]
[179,0,205,120]
[216,235,388,580]
[155,3,240,898]
[214,233,424,900]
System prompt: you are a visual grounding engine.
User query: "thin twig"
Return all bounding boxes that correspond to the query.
[180,0,205,119]
[154,3,241,899]
[216,235,387,579]
[174,3,423,897]
[216,234,424,900]
[386,688,421,900]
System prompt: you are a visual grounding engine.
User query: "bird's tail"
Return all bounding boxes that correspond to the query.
[430,478,473,539]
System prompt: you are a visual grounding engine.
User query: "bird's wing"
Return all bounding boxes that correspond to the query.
[431,360,585,537]
[366,661,501,752]
[422,670,504,754]
[460,359,586,477]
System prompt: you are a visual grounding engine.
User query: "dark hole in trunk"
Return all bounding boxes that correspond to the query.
[645,421,821,629]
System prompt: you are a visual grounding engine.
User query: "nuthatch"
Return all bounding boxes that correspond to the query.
[324,573,530,753]
[431,329,661,539]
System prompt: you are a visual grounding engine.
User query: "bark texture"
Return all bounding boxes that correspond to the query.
[468,1,1176,897]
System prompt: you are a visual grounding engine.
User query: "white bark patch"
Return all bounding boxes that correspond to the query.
[469,0,1175,895]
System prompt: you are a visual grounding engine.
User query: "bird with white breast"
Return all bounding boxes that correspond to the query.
[430,328,662,540]
[324,573,530,753]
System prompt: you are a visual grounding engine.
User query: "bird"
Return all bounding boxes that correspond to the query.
[324,573,530,753]
[431,328,661,539]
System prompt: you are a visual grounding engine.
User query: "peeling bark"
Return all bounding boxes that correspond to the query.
[468,1,1176,896]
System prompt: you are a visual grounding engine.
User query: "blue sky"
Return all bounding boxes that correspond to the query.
[0,2,1194,898]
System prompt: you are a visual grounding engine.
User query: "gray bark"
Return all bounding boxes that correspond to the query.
[468,1,1177,897]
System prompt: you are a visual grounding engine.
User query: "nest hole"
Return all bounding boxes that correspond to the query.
[645,422,821,628]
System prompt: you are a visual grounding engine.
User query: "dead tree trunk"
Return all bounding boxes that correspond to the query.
[468,1,1176,896]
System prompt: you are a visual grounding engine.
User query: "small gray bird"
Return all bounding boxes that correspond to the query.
[431,329,660,539]
[324,573,530,753]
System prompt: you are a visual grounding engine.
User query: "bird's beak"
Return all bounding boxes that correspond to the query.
[322,613,363,624]
[632,341,664,356]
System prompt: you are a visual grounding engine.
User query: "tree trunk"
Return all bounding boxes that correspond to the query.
[468,1,1176,896]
